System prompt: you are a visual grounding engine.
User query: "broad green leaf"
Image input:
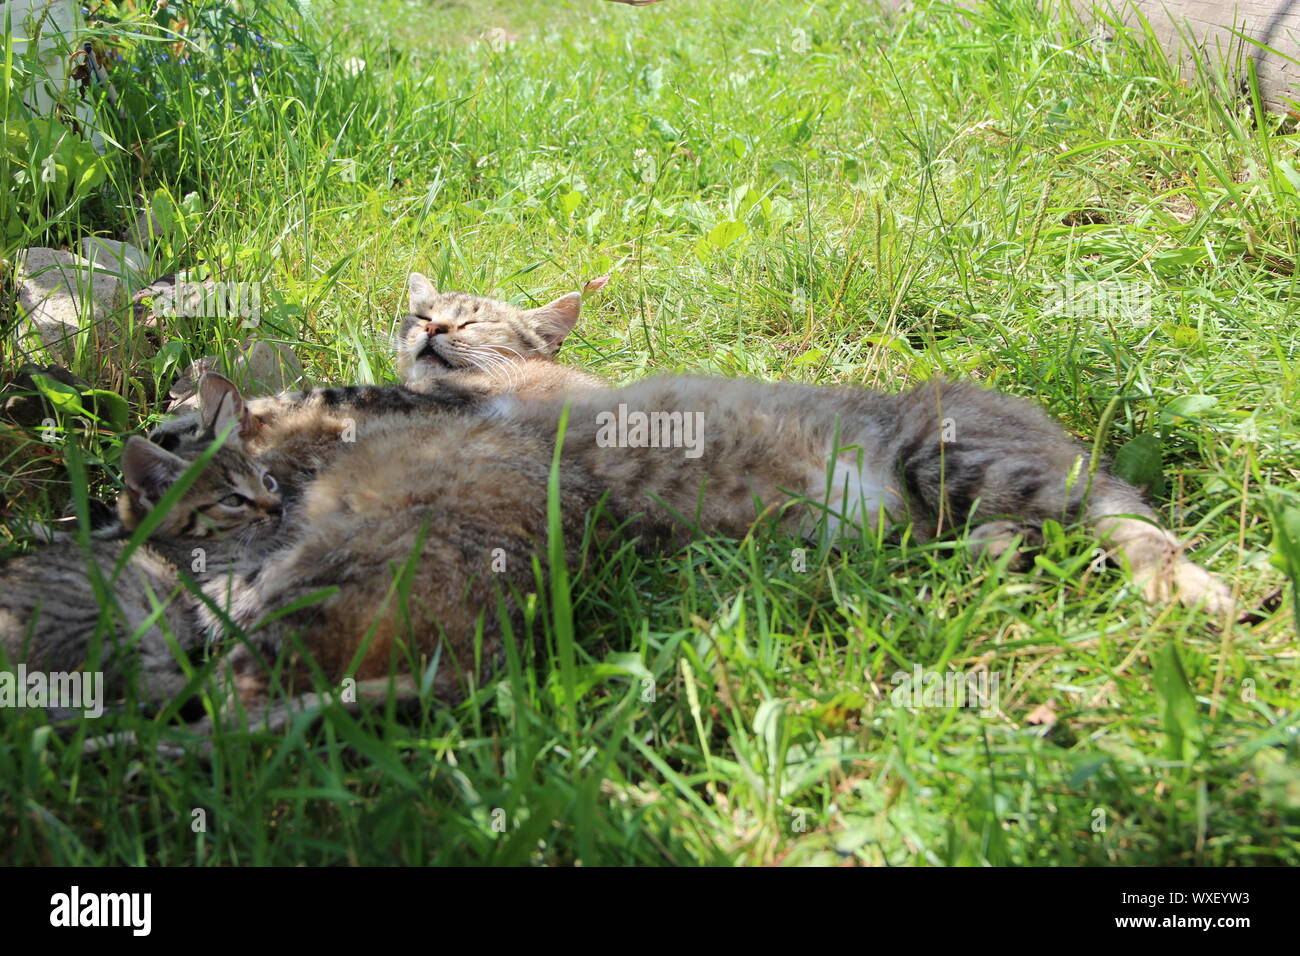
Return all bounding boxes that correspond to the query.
[706,220,747,249]
[1112,433,1165,496]
[558,190,583,215]
[29,373,86,415]
[1160,394,1217,425]
[80,389,129,431]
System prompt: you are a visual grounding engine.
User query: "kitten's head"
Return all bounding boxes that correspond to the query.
[121,374,281,539]
[396,273,581,390]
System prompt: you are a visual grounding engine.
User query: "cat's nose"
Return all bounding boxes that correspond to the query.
[423,320,450,336]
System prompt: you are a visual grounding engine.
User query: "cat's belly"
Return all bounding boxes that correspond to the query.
[803,447,903,541]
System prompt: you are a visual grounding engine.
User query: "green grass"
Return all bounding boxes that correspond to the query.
[1,0,1298,865]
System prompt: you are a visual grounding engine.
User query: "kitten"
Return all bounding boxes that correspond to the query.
[397,273,603,397]
[506,374,1233,614]
[148,276,601,498]
[0,382,283,703]
[198,406,607,704]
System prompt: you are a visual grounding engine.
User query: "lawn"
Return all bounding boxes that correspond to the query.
[1,0,1297,865]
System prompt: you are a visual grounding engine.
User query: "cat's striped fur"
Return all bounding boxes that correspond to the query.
[0,381,284,703]
[133,279,1230,718]
[504,374,1232,614]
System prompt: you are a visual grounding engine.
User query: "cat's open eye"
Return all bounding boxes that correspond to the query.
[222,493,251,508]
[262,473,278,492]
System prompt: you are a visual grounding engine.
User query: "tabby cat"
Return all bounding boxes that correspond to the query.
[0,380,283,702]
[155,281,1231,716]
[397,272,603,397]
[505,374,1233,614]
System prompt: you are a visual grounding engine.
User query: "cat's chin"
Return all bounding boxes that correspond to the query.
[414,341,455,371]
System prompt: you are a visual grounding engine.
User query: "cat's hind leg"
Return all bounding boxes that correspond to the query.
[1085,475,1233,616]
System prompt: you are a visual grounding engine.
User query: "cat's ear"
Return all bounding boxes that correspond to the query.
[408,272,438,316]
[198,372,252,443]
[121,436,187,507]
[523,293,582,351]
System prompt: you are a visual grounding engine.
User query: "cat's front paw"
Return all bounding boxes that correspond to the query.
[968,520,1043,572]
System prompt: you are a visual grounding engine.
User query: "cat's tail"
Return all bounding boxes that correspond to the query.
[1085,474,1233,617]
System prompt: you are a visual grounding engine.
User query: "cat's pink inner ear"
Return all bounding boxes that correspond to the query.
[526,292,582,346]
[121,436,185,504]
[408,272,438,315]
[198,372,249,441]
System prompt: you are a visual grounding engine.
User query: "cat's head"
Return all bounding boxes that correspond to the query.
[121,374,281,539]
[395,273,582,391]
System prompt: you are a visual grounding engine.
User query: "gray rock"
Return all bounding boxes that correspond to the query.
[14,247,128,360]
[78,237,148,291]
[239,339,304,395]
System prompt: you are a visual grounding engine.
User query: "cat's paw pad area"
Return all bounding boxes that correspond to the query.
[967,520,1043,572]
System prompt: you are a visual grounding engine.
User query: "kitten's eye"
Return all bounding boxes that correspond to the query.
[222,493,251,507]
[262,473,278,492]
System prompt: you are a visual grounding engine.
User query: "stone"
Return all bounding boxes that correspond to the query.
[14,247,128,360]
[78,237,148,291]
[238,339,304,395]
[130,272,212,332]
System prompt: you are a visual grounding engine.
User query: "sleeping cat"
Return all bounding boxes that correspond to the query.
[0,381,283,703]
[397,272,603,397]
[504,374,1233,614]
[148,276,603,496]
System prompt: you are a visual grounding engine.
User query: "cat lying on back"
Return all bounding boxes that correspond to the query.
[196,381,1229,719]
[143,278,1231,718]
[505,375,1233,615]
[0,381,283,702]
[397,272,603,397]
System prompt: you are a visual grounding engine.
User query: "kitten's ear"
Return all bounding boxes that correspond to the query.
[408,272,438,316]
[523,292,582,351]
[121,436,187,507]
[198,372,252,442]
